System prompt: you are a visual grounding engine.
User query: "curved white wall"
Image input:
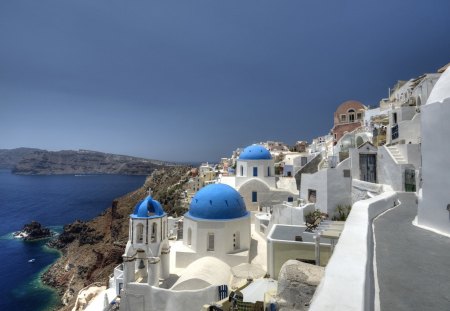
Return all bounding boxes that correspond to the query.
[417,100,450,236]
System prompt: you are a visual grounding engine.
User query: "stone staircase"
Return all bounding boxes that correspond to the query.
[386,145,407,164]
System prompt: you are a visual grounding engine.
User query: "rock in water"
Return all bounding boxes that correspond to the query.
[21,221,52,241]
[276,260,324,310]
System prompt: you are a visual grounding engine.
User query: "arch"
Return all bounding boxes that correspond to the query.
[239,178,271,192]
[136,223,144,244]
[188,228,192,246]
[151,222,157,243]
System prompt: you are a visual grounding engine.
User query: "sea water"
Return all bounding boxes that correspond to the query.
[0,170,146,311]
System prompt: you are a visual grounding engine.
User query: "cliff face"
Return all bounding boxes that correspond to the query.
[0,148,41,169]
[42,166,191,311]
[12,149,173,175]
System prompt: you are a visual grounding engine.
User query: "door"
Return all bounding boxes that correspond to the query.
[404,168,416,192]
[360,154,377,183]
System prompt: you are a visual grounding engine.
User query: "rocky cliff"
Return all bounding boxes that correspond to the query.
[0,147,41,169]
[11,149,173,175]
[42,166,191,310]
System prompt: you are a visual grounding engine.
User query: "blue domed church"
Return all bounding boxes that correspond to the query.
[176,183,251,267]
[119,194,170,293]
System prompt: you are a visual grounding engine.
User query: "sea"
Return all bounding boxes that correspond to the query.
[0,170,146,311]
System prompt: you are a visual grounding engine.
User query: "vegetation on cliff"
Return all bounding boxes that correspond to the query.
[42,166,191,310]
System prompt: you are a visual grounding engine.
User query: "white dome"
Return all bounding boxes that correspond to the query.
[426,67,450,105]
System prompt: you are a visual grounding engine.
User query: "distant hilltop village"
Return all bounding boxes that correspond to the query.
[66,63,450,311]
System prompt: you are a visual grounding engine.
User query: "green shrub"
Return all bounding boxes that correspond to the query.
[332,204,352,221]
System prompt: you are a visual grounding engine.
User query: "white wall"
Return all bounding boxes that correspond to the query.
[235,159,275,186]
[377,146,404,191]
[300,159,352,217]
[267,224,332,279]
[268,203,315,234]
[238,179,298,211]
[417,100,450,236]
[395,144,421,168]
[309,192,398,311]
[276,176,298,193]
[387,107,421,144]
[121,283,219,311]
[178,216,251,268]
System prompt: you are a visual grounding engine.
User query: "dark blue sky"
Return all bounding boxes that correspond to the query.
[1,0,449,162]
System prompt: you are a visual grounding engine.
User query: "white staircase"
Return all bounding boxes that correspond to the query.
[386,145,407,164]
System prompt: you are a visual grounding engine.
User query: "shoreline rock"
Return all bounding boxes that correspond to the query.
[14,221,54,241]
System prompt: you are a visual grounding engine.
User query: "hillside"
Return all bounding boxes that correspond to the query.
[0,147,41,169]
[10,149,174,175]
[42,166,191,310]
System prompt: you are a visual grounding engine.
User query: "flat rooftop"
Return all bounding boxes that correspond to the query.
[374,202,450,310]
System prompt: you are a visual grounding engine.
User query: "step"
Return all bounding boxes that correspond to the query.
[387,146,407,164]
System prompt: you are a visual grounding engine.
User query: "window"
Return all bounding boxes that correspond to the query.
[136,223,144,243]
[267,166,270,177]
[151,223,157,242]
[207,233,215,251]
[252,191,258,202]
[240,165,244,176]
[343,169,351,178]
[357,112,362,119]
[349,113,355,122]
[392,112,398,124]
[253,167,258,177]
[340,114,347,122]
[308,189,317,203]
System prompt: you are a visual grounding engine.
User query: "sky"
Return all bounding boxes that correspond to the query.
[1,0,450,162]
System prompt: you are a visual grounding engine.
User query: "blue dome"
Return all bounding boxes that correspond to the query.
[131,196,165,218]
[239,144,272,160]
[186,184,248,220]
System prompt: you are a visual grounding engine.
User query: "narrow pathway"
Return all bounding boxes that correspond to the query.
[374,203,450,310]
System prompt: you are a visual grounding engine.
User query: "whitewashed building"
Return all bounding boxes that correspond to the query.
[176,183,251,267]
[416,65,450,236]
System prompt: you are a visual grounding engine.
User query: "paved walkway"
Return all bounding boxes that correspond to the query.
[374,202,450,311]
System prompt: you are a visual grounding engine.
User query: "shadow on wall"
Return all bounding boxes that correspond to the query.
[295,153,322,189]
[249,238,258,263]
